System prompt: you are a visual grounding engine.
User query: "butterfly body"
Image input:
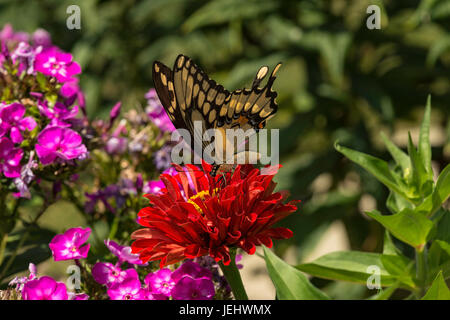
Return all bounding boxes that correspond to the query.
[152,54,281,175]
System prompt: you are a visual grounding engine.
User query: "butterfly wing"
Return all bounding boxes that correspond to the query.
[172,54,233,164]
[153,55,282,173]
[152,60,187,130]
[214,63,282,165]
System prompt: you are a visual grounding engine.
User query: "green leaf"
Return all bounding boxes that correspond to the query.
[380,132,411,173]
[383,231,400,256]
[335,142,408,199]
[416,164,450,217]
[435,210,450,243]
[422,271,450,300]
[366,209,433,248]
[380,255,415,288]
[418,96,432,177]
[435,240,450,256]
[386,190,413,214]
[407,132,430,195]
[297,251,398,286]
[35,72,47,90]
[263,246,330,300]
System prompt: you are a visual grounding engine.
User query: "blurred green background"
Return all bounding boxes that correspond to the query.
[1,0,449,299]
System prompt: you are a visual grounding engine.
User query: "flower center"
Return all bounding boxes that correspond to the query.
[52,63,61,70]
[124,293,132,300]
[70,246,78,252]
[187,189,218,214]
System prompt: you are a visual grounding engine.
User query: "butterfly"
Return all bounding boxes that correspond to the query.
[152,54,281,177]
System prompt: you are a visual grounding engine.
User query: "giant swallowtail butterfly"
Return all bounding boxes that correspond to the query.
[152,54,281,176]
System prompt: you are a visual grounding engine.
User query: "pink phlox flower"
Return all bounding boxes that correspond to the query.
[22,276,68,300]
[104,239,147,266]
[92,262,139,288]
[31,29,52,48]
[107,278,146,300]
[49,227,91,261]
[35,126,87,165]
[38,101,79,127]
[0,137,23,178]
[68,292,89,300]
[144,268,175,297]
[0,102,37,143]
[8,263,37,292]
[171,276,215,300]
[34,47,81,83]
[170,260,215,300]
[13,150,37,199]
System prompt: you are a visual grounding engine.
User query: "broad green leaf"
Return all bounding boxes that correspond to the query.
[380,132,410,173]
[416,164,450,217]
[263,246,330,300]
[418,96,432,177]
[380,255,415,288]
[422,271,450,300]
[335,143,408,199]
[366,209,433,248]
[297,251,398,287]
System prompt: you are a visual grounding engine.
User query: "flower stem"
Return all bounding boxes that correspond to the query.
[415,245,427,299]
[0,233,8,267]
[218,251,248,300]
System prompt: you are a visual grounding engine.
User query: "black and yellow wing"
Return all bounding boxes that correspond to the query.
[152,54,282,167]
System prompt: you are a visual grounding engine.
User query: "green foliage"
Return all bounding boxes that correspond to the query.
[366,209,433,248]
[263,246,330,300]
[277,99,449,300]
[297,251,398,286]
[422,272,450,300]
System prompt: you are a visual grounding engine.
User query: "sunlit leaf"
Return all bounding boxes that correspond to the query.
[335,142,409,199]
[380,132,410,173]
[422,271,450,300]
[297,251,399,287]
[366,209,433,248]
[263,246,330,300]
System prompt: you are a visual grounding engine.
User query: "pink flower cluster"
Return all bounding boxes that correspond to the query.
[89,238,214,300]
[0,24,88,198]
[93,258,215,300]
[9,262,88,300]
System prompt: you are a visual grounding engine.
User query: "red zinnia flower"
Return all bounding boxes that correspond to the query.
[131,163,299,267]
